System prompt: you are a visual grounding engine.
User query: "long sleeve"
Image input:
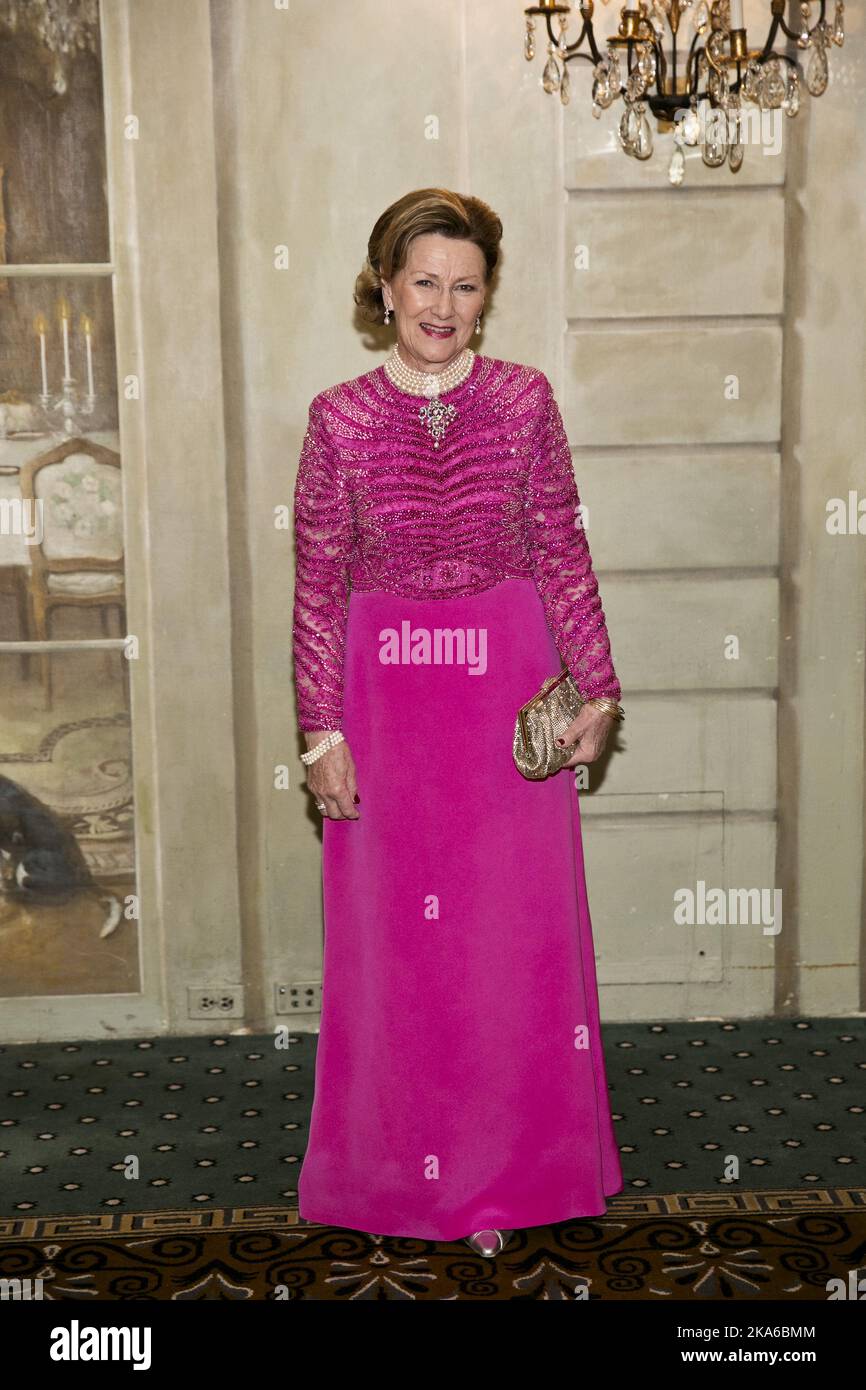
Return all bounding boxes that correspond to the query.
[292,397,355,731]
[524,373,622,701]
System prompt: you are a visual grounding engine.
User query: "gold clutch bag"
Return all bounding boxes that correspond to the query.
[513,666,587,780]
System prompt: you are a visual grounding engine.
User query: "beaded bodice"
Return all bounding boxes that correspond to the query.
[292,353,621,731]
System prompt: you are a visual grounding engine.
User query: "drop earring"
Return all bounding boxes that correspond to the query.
[475,313,481,335]
[384,304,391,325]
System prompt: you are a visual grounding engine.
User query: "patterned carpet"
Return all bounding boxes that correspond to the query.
[1,1191,864,1301]
[0,1018,862,1300]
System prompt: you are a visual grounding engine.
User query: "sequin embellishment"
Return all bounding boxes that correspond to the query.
[291,354,622,731]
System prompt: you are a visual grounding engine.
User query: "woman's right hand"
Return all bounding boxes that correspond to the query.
[303,733,360,820]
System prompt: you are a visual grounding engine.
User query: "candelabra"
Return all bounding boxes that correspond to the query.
[36,308,98,438]
[523,0,845,183]
[41,376,96,438]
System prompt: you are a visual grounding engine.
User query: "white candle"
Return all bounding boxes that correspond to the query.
[34,315,48,395]
[730,0,744,29]
[59,299,71,379]
[82,315,95,395]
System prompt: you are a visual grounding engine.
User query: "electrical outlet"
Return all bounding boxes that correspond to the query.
[187,986,244,1019]
[275,980,323,1015]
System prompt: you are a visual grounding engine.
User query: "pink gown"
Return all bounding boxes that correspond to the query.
[292,352,624,1240]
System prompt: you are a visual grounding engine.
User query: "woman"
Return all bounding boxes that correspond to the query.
[292,188,624,1256]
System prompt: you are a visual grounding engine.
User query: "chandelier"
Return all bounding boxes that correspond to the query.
[522,1,846,183]
[0,0,100,96]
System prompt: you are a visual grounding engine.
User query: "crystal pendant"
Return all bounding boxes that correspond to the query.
[682,105,701,145]
[797,1,811,48]
[806,41,828,96]
[701,115,728,167]
[634,104,653,160]
[669,141,686,186]
[742,58,762,102]
[702,138,727,167]
[626,67,647,101]
[727,101,744,171]
[607,47,623,95]
[560,59,571,105]
[783,66,801,116]
[594,59,618,108]
[707,27,727,62]
[762,58,787,108]
[618,104,642,157]
[542,45,561,94]
[637,43,656,83]
[833,1,845,45]
[618,108,634,156]
[694,0,710,33]
[524,19,535,62]
[705,28,727,103]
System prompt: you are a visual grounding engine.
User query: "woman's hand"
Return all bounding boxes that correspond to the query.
[557,704,617,768]
[303,732,360,820]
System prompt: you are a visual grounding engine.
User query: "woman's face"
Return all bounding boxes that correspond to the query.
[381,233,486,374]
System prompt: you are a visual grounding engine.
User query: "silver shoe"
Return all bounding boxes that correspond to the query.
[464,1228,514,1257]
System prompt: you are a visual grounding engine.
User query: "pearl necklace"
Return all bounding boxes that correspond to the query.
[383,345,476,449]
[383,344,475,398]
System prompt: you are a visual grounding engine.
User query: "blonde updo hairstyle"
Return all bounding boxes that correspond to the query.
[354,187,503,325]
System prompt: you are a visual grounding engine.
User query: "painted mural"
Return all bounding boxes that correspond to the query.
[0,2,138,996]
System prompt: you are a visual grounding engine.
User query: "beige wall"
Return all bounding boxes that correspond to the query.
[10,0,862,1041]
[207,0,864,1026]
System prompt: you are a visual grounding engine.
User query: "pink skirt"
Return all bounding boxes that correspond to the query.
[298,577,623,1240]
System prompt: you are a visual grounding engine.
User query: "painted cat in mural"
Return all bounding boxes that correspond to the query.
[0,774,121,938]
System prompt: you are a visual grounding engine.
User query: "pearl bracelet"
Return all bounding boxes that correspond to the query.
[300,730,345,765]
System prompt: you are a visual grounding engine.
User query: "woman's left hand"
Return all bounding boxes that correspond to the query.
[557,705,617,768]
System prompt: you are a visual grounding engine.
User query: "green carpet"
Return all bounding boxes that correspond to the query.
[0,1017,861,1219]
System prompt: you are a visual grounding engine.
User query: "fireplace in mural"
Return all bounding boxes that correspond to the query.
[0,2,138,997]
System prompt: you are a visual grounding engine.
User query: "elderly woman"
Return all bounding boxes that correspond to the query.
[292,188,624,1257]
